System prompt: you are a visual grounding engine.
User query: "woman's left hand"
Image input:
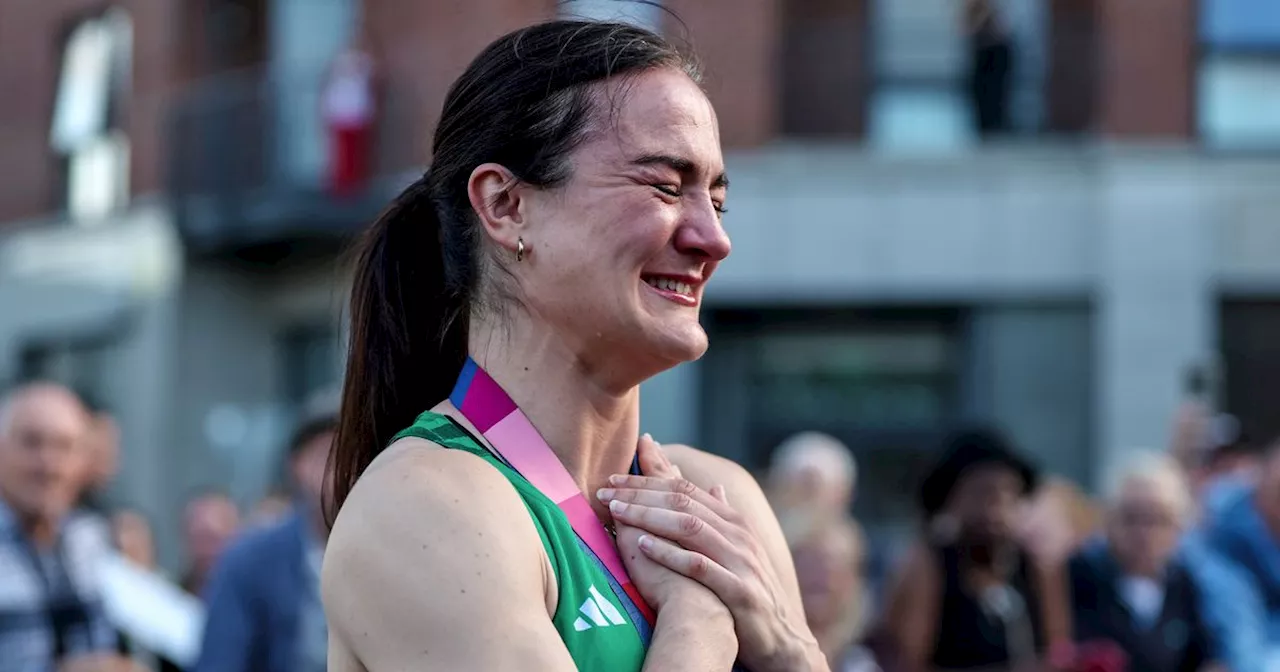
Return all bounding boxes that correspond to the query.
[600,435,823,672]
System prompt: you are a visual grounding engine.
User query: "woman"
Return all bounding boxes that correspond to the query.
[322,20,824,672]
[880,428,1072,671]
[1069,451,1218,672]
[787,516,879,671]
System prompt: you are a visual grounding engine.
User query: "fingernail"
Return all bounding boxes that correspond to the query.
[609,500,626,514]
[608,474,625,485]
[596,488,615,501]
[638,534,653,550]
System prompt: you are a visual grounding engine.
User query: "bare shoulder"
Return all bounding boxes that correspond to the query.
[323,437,572,669]
[662,443,761,496]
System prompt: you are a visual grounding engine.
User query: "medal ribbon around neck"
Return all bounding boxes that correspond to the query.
[449,357,657,628]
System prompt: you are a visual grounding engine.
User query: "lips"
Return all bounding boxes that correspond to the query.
[641,273,703,306]
[643,276,693,296]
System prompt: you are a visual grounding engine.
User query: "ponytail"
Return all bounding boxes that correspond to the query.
[327,175,469,525]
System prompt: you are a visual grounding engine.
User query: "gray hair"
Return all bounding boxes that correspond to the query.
[1103,449,1193,526]
[769,431,857,491]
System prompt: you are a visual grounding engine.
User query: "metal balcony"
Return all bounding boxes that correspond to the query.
[167,67,418,263]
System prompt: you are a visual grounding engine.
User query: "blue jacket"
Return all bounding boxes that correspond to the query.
[1194,480,1279,672]
[193,511,325,672]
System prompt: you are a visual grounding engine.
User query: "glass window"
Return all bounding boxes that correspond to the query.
[869,0,972,151]
[1220,301,1280,447]
[1198,0,1280,149]
[279,326,340,410]
[699,309,963,540]
[559,0,663,32]
[18,336,115,411]
[50,8,132,220]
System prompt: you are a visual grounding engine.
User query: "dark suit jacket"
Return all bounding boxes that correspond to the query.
[192,511,320,672]
[1069,541,1211,672]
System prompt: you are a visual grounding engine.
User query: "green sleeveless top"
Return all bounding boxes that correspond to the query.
[393,411,648,671]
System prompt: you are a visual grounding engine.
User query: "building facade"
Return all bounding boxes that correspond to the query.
[1,0,1278,562]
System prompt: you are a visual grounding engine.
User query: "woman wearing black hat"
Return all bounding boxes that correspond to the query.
[879,429,1073,672]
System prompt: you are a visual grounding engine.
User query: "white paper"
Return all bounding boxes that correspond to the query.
[98,553,205,667]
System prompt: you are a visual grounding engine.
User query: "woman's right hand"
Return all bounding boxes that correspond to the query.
[615,520,734,633]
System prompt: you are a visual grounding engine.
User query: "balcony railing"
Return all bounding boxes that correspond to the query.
[167,66,419,258]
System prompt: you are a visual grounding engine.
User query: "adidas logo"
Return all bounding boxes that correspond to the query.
[572,585,628,631]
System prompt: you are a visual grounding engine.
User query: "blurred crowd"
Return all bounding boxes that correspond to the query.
[2,369,1280,672]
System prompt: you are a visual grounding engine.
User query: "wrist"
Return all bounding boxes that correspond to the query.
[764,637,828,672]
[660,590,733,629]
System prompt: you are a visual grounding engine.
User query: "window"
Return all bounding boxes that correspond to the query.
[279,325,340,410]
[1199,0,1280,149]
[559,0,663,32]
[18,336,115,411]
[49,8,132,221]
[869,0,973,151]
[868,0,1047,150]
[699,309,963,536]
[1220,301,1280,446]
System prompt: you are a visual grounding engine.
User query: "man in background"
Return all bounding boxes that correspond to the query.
[179,491,240,598]
[194,407,336,672]
[1199,435,1280,668]
[0,383,134,670]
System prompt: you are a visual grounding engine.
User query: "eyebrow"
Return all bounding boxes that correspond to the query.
[631,153,729,189]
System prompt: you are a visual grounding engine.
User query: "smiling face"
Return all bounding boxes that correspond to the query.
[509,68,731,376]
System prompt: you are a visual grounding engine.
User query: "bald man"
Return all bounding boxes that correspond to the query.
[766,432,858,522]
[0,383,126,669]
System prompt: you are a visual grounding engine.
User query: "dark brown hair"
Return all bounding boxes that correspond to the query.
[327,20,699,525]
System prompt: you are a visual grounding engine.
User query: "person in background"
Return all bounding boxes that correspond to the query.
[194,409,337,672]
[880,428,1072,672]
[787,516,878,671]
[180,490,240,597]
[1068,451,1217,672]
[109,509,155,570]
[1170,365,1215,479]
[321,19,380,198]
[1191,414,1261,514]
[0,383,135,671]
[767,431,858,545]
[77,406,120,516]
[1198,435,1280,668]
[1028,478,1102,556]
[965,0,1015,137]
[246,489,293,528]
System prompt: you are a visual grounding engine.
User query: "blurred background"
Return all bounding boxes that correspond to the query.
[1,0,1279,668]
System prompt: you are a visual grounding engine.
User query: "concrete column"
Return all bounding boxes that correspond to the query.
[1095,159,1215,487]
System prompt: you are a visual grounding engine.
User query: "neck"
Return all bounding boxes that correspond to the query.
[467,315,646,522]
[22,515,58,550]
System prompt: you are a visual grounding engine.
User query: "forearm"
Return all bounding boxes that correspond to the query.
[642,599,738,672]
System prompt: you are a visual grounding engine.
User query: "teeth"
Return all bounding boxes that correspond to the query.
[646,278,693,295]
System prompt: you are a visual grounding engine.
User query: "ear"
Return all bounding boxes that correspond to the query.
[467,162,528,257]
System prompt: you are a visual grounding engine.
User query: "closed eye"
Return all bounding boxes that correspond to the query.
[653,184,680,198]
[653,184,728,216]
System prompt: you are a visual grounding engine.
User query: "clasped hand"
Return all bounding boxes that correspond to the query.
[601,435,820,672]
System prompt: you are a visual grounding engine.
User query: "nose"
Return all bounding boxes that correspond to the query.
[674,200,731,262]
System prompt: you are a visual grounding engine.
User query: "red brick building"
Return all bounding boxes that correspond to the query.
[1,0,1277,563]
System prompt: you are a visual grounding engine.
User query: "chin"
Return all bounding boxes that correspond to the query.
[653,324,710,363]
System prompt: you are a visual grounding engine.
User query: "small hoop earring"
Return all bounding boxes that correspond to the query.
[516,237,525,262]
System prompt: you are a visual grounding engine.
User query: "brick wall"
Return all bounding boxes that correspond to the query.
[0,0,180,223]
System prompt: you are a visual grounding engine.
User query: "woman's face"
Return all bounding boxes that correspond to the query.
[512,68,731,375]
[1108,479,1183,576]
[793,526,863,629]
[949,463,1024,544]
